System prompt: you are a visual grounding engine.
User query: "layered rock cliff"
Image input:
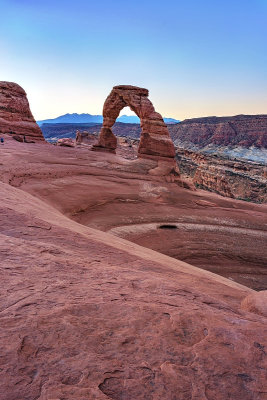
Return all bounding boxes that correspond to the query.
[176,149,267,203]
[169,114,267,147]
[168,114,267,163]
[0,81,44,142]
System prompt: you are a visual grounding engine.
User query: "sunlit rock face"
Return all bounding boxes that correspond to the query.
[0,81,44,142]
[93,85,175,159]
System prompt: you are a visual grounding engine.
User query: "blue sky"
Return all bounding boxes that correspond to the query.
[0,0,266,120]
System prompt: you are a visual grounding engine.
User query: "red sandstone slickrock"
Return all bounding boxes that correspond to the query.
[0,137,267,400]
[0,83,267,400]
[0,81,44,142]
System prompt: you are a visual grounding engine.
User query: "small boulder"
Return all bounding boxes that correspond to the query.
[241,291,267,317]
[57,138,75,147]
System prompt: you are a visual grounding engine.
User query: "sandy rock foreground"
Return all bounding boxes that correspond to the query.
[0,139,267,399]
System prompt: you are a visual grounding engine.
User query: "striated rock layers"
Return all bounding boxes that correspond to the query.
[93,85,175,159]
[168,114,267,149]
[0,81,44,142]
[176,149,267,203]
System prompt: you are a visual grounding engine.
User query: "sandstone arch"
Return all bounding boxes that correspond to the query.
[93,85,175,159]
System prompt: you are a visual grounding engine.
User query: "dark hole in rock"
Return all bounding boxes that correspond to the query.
[158,224,178,229]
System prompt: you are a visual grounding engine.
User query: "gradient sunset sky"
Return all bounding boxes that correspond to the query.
[1,0,266,120]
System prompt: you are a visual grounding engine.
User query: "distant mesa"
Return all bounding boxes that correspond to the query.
[92,85,176,160]
[0,81,44,142]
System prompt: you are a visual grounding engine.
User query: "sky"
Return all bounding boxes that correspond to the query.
[0,0,267,120]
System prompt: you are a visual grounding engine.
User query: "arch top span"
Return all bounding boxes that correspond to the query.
[93,85,176,160]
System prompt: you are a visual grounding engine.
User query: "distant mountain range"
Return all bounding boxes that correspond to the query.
[37,113,180,126]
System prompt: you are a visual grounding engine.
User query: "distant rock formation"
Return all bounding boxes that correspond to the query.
[75,130,97,145]
[57,138,75,147]
[0,81,44,142]
[93,85,175,159]
[168,114,267,150]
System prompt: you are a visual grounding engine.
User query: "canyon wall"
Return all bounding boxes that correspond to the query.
[169,115,267,202]
[176,149,267,203]
[0,81,44,142]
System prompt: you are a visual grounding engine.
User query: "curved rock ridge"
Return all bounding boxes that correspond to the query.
[0,81,44,142]
[93,85,175,159]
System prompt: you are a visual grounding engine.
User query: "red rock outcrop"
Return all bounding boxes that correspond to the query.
[76,130,83,144]
[0,81,44,142]
[57,138,75,147]
[93,85,175,159]
[241,291,267,317]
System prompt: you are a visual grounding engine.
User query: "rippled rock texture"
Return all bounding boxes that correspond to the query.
[0,81,44,142]
[0,138,267,400]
